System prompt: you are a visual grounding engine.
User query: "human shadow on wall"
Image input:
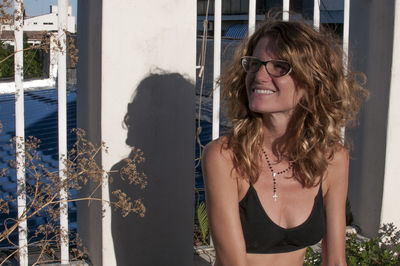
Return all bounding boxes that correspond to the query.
[109,72,195,266]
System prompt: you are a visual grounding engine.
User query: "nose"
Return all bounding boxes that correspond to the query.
[254,64,272,82]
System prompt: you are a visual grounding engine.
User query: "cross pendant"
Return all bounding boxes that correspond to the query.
[273,193,278,201]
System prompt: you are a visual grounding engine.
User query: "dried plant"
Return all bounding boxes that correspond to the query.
[0,3,107,265]
[0,0,15,26]
[0,128,147,264]
[0,31,78,70]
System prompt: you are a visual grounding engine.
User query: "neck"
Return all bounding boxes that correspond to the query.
[262,112,291,151]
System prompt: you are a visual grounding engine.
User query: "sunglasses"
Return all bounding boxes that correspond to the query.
[240,56,292,77]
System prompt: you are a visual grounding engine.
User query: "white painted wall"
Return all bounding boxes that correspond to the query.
[101,0,194,171]
[24,6,75,32]
[1,5,75,33]
[381,0,400,227]
[101,1,196,265]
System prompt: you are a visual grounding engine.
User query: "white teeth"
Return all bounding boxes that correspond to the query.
[254,89,275,94]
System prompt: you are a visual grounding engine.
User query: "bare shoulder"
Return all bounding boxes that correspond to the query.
[202,136,234,169]
[325,144,349,191]
[203,136,231,158]
[329,145,349,167]
[202,136,239,186]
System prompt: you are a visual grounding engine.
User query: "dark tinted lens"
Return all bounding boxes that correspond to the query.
[242,57,261,73]
[267,60,291,77]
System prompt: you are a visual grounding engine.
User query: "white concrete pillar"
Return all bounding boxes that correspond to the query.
[77,1,196,265]
[348,0,398,237]
[381,0,400,228]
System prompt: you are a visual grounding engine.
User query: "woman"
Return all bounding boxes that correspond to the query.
[202,19,368,266]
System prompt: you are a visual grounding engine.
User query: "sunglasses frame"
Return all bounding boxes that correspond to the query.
[240,56,292,77]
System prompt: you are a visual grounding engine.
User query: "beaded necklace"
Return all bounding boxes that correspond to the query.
[261,147,292,201]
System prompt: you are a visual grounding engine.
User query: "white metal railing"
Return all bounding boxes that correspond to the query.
[248,0,256,36]
[57,0,69,264]
[212,0,221,140]
[211,0,351,140]
[12,0,70,264]
[283,0,290,21]
[14,1,27,265]
[314,0,321,29]
[343,0,350,71]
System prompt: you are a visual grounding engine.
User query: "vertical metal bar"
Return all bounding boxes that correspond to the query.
[57,0,69,263]
[248,0,256,36]
[314,0,320,30]
[283,0,290,21]
[14,1,27,265]
[341,0,350,139]
[343,0,350,73]
[212,0,221,140]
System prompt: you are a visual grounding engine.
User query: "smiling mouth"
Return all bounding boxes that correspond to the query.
[253,89,276,94]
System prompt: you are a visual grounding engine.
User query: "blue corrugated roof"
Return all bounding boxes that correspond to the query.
[0,88,77,247]
[224,24,248,39]
[321,10,344,24]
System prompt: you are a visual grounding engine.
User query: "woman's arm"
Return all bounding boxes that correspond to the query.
[202,138,248,266]
[322,147,349,266]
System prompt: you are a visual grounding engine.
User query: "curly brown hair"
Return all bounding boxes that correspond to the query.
[221,19,368,187]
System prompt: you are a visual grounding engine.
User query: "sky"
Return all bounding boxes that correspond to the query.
[23,0,77,19]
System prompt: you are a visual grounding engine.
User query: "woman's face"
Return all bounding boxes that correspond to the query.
[245,37,305,117]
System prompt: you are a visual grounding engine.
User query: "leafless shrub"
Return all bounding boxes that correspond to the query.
[0,128,147,264]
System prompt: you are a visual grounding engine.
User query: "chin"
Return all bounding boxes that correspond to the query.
[249,105,295,116]
[249,105,269,114]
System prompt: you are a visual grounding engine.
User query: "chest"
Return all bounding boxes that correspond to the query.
[238,181,325,253]
[238,175,321,229]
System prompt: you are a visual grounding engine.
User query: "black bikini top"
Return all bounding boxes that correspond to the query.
[239,184,325,254]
